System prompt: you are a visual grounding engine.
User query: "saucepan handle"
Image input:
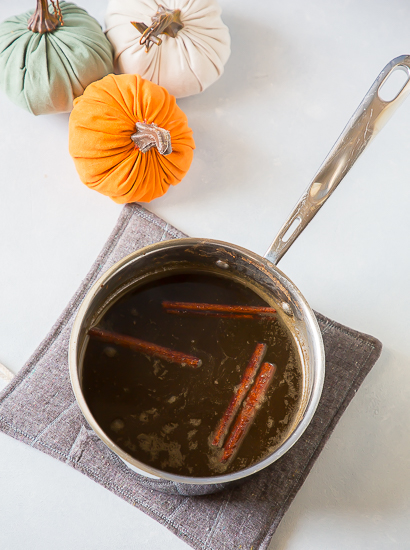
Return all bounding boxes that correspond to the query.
[264,55,410,265]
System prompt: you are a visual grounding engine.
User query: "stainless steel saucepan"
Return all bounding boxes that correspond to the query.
[69,56,410,485]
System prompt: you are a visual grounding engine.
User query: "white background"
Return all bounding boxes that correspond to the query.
[1,0,410,548]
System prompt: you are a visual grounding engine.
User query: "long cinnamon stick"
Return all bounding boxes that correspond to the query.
[211,343,267,447]
[88,327,202,368]
[163,301,276,318]
[165,310,270,320]
[220,362,276,463]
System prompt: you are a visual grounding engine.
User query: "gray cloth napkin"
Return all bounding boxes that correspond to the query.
[0,204,382,550]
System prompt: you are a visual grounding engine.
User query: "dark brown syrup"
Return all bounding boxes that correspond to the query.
[82,272,302,477]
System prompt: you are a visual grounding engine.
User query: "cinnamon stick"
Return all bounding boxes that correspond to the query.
[163,301,276,318]
[88,327,202,368]
[165,310,270,320]
[220,362,277,463]
[211,343,267,447]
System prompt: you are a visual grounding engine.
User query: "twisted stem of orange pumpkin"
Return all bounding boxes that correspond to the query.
[131,122,172,156]
[131,5,184,52]
[28,0,63,34]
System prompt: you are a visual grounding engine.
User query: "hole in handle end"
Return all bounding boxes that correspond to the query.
[378,66,410,102]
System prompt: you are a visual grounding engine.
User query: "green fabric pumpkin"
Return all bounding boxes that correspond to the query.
[0,2,114,115]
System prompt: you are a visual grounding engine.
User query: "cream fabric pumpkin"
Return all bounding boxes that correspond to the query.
[105,0,230,98]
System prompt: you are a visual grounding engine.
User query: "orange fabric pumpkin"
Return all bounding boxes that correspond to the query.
[69,73,195,203]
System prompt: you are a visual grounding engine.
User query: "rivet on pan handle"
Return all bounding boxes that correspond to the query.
[265,55,410,266]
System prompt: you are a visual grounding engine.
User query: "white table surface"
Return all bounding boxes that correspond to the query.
[1,0,410,548]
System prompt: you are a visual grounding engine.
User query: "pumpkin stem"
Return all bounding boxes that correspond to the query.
[131,122,172,156]
[131,5,184,52]
[28,0,63,34]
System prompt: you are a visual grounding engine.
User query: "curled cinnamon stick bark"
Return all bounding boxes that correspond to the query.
[88,327,202,368]
[163,301,276,318]
[211,343,267,447]
[221,362,277,463]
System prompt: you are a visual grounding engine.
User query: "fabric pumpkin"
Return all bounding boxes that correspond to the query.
[0,2,114,115]
[105,0,230,98]
[69,73,195,204]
